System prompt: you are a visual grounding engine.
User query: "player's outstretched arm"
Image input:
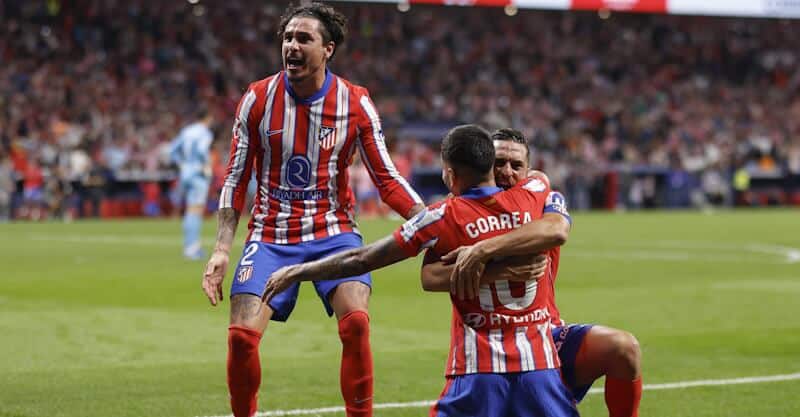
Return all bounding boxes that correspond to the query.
[445,212,570,300]
[202,207,240,306]
[262,235,410,303]
[420,251,549,292]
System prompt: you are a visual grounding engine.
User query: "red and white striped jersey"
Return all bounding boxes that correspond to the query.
[220,71,422,244]
[393,178,561,376]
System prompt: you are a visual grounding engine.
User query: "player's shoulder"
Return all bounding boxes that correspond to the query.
[246,73,282,96]
[334,75,368,95]
[397,200,448,240]
[514,176,550,194]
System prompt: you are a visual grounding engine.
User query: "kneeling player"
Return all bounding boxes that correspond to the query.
[422,128,641,417]
[263,125,578,417]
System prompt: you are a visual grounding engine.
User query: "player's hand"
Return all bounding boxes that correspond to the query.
[261,265,297,304]
[484,253,549,282]
[527,169,550,186]
[202,249,229,306]
[443,244,489,301]
[508,254,549,282]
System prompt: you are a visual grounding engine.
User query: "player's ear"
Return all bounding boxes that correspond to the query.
[324,41,335,60]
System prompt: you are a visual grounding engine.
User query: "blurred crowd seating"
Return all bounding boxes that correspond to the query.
[2,1,800,221]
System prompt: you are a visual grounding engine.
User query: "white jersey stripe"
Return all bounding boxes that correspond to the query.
[301,98,325,242]
[220,89,257,209]
[515,326,535,372]
[274,92,297,244]
[538,323,556,368]
[325,78,348,236]
[450,346,458,375]
[489,329,506,373]
[251,76,280,242]
[358,96,422,205]
[463,324,478,374]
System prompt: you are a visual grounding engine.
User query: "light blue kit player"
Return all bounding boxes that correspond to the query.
[169,107,215,260]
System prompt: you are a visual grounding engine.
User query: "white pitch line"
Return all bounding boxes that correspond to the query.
[197,372,800,417]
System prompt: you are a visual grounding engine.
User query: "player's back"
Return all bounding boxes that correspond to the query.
[397,177,560,376]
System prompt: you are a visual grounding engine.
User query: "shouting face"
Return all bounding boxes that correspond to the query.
[282,17,333,83]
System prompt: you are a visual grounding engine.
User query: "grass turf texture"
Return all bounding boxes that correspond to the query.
[1,209,798,417]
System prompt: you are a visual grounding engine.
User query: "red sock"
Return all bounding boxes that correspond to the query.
[338,310,373,417]
[228,326,263,417]
[605,376,642,417]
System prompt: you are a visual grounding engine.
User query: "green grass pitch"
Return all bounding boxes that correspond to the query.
[1,209,799,417]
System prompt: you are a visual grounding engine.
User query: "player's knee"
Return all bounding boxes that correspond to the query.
[610,331,641,376]
[338,310,370,341]
[228,326,262,355]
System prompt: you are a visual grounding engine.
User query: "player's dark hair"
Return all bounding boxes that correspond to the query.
[491,128,530,159]
[278,2,347,60]
[441,124,495,182]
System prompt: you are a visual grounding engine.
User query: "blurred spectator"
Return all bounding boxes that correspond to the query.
[0,153,14,221]
[2,1,800,219]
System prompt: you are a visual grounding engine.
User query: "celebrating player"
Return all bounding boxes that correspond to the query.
[423,128,642,417]
[263,125,579,417]
[200,3,424,417]
[169,107,215,260]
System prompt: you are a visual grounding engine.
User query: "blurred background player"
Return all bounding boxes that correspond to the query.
[169,107,216,260]
[262,124,578,417]
[424,128,642,417]
[200,3,424,417]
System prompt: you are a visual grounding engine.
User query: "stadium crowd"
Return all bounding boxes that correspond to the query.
[2,0,800,220]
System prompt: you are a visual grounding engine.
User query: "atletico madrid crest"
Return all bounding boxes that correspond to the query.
[237,266,253,283]
[319,125,336,150]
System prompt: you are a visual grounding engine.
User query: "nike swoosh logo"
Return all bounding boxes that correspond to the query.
[354,397,372,404]
[267,129,283,137]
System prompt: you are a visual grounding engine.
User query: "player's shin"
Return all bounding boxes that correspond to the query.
[228,326,263,417]
[338,310,373,417]
[605,376,642,417]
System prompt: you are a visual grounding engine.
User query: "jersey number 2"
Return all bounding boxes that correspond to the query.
[240,243,259,266]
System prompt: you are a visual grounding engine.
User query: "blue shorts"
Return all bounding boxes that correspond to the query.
[230,232,371,322]
[177,176,210,207]
[552,324,595,402]
[431,370,579,417]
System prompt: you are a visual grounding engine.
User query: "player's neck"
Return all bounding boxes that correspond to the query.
[289,69,328,99]
[453,178,496,196]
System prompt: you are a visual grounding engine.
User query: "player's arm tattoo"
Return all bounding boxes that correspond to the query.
[214,207,240,253]
[292,235,409,282]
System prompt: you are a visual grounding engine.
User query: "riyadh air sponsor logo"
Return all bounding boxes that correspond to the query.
[237,266,253,283]
[319,125,336,150]
[286,155,311,188]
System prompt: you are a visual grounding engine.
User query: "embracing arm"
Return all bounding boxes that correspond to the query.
[421,250,550,292]
[262,235,411,302]
[447,212,570,300]
[471,212,570,260]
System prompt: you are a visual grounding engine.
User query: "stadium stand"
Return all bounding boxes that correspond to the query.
[2,1,800,220]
